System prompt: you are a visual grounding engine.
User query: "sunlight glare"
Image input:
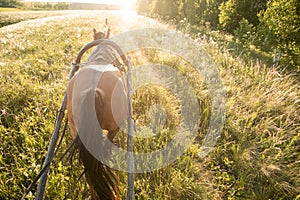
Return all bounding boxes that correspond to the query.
[119,0,138,31]
[120,0,136,11]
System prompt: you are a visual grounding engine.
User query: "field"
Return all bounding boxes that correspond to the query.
[0,10,90,28]
[1,10,300,199]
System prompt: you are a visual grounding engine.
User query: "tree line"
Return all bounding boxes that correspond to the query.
[28,2,70,10]
[0,0,70,10]
[0,0,22,8]
[137,0,300,69]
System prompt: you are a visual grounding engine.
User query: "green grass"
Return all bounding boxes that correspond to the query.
[1,11,299,199]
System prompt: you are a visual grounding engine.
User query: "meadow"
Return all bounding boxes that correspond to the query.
[0,10,70,28]
[0,11,299,199]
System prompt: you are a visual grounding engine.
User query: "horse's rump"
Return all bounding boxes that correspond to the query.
[67,64,128,200]
[67,64,128,139]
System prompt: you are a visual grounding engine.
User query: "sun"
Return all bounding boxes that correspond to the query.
[119,0,136,11]
[119,0,138,30]
[84,0,137,9]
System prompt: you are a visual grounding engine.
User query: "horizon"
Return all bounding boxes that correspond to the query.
[23,0,136,5]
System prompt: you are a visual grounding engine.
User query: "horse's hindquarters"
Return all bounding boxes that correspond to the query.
[67,65,128,140]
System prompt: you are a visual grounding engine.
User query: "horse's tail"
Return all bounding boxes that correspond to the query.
[74,136,120,200]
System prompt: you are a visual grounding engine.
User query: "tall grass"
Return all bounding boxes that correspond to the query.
[0,11,299,199]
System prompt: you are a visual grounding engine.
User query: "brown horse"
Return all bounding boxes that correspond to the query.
[67,23,128,200]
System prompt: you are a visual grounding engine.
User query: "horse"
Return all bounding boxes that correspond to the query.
[67,22,128,200]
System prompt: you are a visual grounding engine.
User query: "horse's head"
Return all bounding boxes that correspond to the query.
[93,18,111,40]
[93,28,110,40]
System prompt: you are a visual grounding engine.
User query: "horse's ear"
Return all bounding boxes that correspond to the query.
[93,28,97,34]
[106,28,110,38]
[105,18,108,27]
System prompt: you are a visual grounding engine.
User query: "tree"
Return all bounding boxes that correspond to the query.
[259,0,300,65]
[150,0,179,19]
[53,2,69,10]
[0,0,22,8]
[203,0,225,29]
[219,0,267,33]
[180,0,200,24]
[137,0,153,15]
[219,0,240,33]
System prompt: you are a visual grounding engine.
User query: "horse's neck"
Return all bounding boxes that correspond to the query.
[87,46,115,65]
